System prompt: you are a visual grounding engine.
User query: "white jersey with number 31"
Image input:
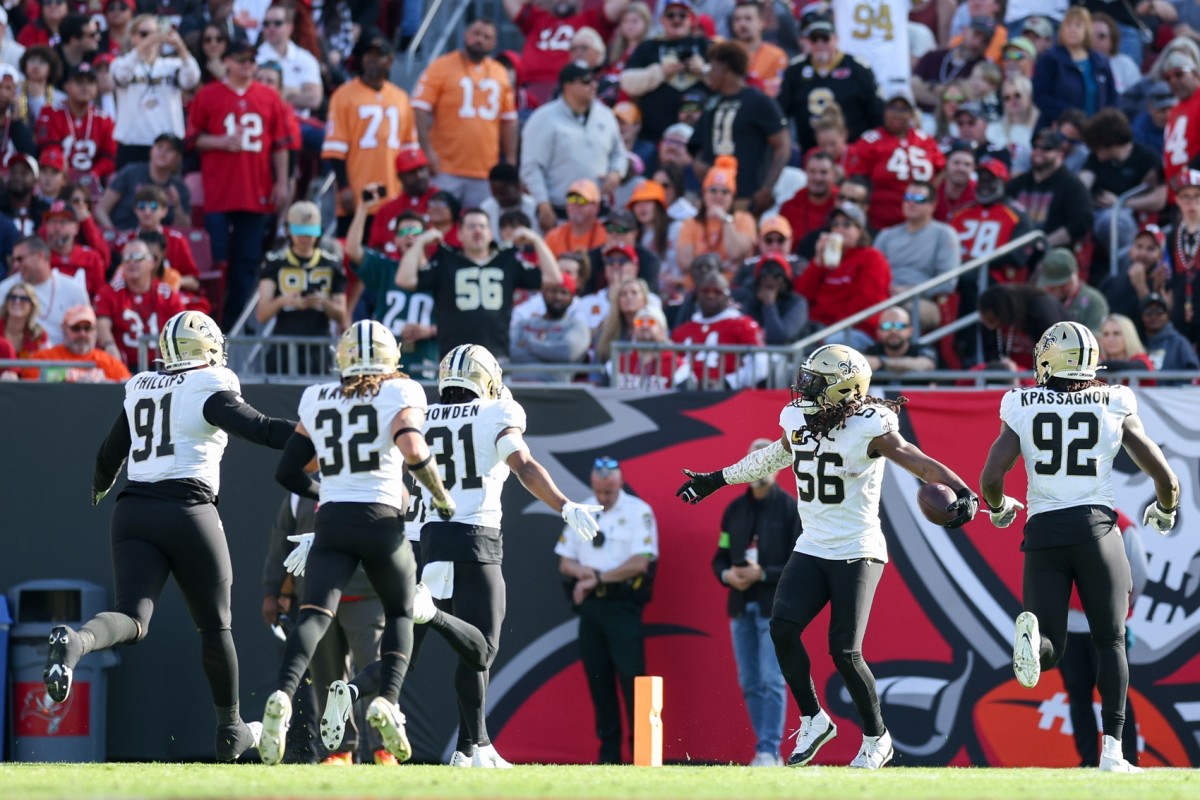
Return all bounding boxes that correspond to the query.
[779,402,898,562]
[123,367,240,493]
[1000,385,1134,518]
[298,377,427,510]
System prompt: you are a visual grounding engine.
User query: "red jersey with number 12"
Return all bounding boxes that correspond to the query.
[35,104,117,179]
[187,82,293,214]
[1164,90,1200,197]
[847,126,944,230]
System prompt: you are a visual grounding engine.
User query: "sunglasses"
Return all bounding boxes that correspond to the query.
[1003,51,1029,61]
[6,294,32,303]
[830,219,855,229]
[633,316,659,328]
[136,201,160,211]
[903,192,930,203]
[1143,306,1168,316]
[263,18,288,27]
[879,321,909,331]
[203,35,226,44]
[809,32,833,43]
[69,323,94,332]
[763,235,786,245]
[123,252,149,262]
[594,456,619,471]
[606,224,634,234]
[943,94,966,102]
[396,225,424,237]
[1003,93,1023,101]
[705,187,732,195]
[663,11,689,21]
[567,195,593,205]
[604,256,633,267]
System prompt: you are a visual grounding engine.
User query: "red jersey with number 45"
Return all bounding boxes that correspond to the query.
[35,104,117,179]
[671,308,764,387]
[847,126,944,230]
[94,281,185,367]
[187,82,293,214]
[1164,90,1200,197]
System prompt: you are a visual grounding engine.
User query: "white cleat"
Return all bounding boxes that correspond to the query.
[786,710,837,767]
[1099,735,1143,773]
[471,742,513,768]
[366,697,412,763]
[259,690,292,765]
[413,582,437,625]
[849,730,895,769]
[1013,612,1042,688]
[449,748,475,767]
[247,721,263,751]
[321,680,354,751]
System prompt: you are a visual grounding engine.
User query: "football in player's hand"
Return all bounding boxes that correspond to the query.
[918,483,959,525]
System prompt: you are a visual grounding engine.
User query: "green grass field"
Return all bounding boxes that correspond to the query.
[2,764,1198,800]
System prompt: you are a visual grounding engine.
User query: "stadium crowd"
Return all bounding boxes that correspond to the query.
[2,0,1200,386]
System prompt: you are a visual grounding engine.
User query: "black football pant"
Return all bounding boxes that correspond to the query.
[576,595,645,764]
[769,552,886,737]
[1023,529,1132,743]
[1060,630,1139,765]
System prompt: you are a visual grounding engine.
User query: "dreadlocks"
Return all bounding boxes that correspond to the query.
[796,394,909,445]
[1048,377,1108,393]
[341,371,410,400]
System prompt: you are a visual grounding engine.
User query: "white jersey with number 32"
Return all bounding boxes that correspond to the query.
[999,385,1134,518]
[123,366,240,493]
[298,377,427,510]
[779,402,898,562]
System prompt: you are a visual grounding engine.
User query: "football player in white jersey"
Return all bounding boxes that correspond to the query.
[43,310,295,761]
[980,321,1179,773]
[677,344,977,769]
[308,343,602,767]
[261,320,456,765]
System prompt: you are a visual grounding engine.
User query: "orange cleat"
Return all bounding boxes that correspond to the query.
[374,749,399,766]
[321,751,354,765]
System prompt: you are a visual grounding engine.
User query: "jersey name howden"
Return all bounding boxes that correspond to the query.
[1020,389,1112,407]
[427,405,482,421]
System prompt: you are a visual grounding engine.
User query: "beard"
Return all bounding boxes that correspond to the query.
[465,43,488,62]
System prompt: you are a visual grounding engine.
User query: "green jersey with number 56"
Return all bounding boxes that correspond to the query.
[297,377,427,509]
[779,402,898,562]
[999,384,1134,518]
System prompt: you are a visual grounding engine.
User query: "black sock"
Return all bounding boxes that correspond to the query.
[79,611,140,660]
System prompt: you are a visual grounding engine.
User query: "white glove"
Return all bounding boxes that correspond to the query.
[988,495,1024,528]
[283,533,314,576]
[1143,501,1177,535]
[562,501,604,542]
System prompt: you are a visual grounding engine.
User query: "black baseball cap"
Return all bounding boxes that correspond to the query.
[353,35,393,59]
[225,39,255,59]
[154,132,184,153]
[559,62,595,86]
[65,61,98,82]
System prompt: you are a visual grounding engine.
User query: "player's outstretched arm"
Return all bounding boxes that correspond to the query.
[677,436,792,504]
[1122,413,1181,533]
[275,424,321,502]
[203,391,296,449]
[392,407,455,520]
[93,409,132,505]
[874,431,978,528]
[979,422,1024,527]
[500,429,601,541]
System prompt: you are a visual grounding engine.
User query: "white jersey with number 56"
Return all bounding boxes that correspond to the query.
[779,402,898,563]
[123,367,240,493]
[298,377,427,509]
[999,385,1134,518]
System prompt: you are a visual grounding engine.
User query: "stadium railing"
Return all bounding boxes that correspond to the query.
[0,359,99,382]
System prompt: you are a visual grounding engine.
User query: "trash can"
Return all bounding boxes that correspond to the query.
[6,580,119,762]
[0,595,10,761]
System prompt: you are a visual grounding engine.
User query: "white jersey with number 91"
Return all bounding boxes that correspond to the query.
[1000,385,1134,518]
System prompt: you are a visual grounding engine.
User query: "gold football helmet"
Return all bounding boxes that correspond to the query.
[1033,321,1100,386]
[439,344,504,400]
[159,310,226,372]
[791,344,872,413]
[337,320,400,376]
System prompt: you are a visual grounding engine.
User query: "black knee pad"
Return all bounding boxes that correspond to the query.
[770,617,803,648]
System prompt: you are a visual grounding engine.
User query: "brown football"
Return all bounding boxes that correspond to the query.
[917,482,959,526]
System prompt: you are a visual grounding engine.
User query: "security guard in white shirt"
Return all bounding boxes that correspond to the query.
[555,457,659,764]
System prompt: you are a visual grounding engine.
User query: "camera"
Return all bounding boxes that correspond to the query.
[361,185,385,202]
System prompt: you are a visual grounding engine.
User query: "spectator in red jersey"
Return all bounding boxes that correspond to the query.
[101,0,135,57]
[793,202,891,346]
[19,304,132,382]
[847,94,944,231]
[1162,46,1200,197]
[503,0,625,110]
[950,157,1033,285]
[188,39,292,327]
[671,271,767,389]
[367,149,440,248]
[935,142,977,223]
[112,185,200,294]
[609,303,688,389]
[43,200,107,299]
[95,238,184,367]
[60,181,111,261]
[18,0,69,49]
[778,150,839,248]
[35,62,117,187]
[36,148,68,205]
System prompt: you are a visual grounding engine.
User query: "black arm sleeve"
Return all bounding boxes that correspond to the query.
[325,159,350,189]
[93,409,131,494]
[203,391,295,449]
[262,496,296,596]
[275,432,321,501]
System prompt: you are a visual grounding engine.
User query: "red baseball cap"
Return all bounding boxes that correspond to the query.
[550,272,578,295]
[39,147,65,173]
[394,148,429,174]
[978,157,1009,182]
[44,200,76,221]
[1136,224,1165,248]
[603,243,638,264]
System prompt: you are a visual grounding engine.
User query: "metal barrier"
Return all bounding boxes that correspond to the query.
[1108,182,1152,279]
[0,359,100,381]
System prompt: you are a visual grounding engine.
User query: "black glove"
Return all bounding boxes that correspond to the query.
[944,487,979,529]
[676,468,726,504]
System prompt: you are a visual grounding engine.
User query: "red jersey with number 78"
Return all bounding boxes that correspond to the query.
[847,126,944,230]
[187,81,293,214]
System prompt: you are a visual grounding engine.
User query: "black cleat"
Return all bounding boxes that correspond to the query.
[217,719,263,762]
[44,626,78,704]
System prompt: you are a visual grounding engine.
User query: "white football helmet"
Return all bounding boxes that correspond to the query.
[439,344,503,400]
[1033,321,1101,386]
[159,310,226,372]
[791,344,872,413]
[337,320,400,377]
